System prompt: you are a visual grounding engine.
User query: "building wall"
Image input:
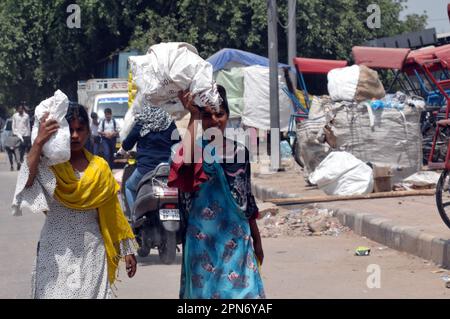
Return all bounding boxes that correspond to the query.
[365,28,438,49]
[95,50,142,78]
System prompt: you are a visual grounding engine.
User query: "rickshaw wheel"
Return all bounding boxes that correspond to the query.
[435,169,450,229]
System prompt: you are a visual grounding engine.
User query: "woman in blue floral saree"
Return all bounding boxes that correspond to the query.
[168,86,265,299]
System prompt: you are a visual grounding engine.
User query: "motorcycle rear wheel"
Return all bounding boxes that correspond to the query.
[136,228,150,257]
[158,231,177,265]
[137,246,150,257]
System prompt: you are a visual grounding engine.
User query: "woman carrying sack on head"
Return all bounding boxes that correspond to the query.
[168,85,265,299]
[12,103,138,299]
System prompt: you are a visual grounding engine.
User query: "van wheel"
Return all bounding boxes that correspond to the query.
[158,231,177,264]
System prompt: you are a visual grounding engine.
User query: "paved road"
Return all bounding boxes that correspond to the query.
[1,154,449,299]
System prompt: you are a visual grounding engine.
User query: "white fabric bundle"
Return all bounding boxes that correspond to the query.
[309,151,374,195]
[122,42,221,139]
[327,65,360,102]
[31,90,70,165]
[327,65,385,102]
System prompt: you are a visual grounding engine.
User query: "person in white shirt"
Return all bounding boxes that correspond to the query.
[12,105,31,163]
[98,108,119,167]
[88,112,100,155]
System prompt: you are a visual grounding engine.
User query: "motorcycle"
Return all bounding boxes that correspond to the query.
[117,152,183,264]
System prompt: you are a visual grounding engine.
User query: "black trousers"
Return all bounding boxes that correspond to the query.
[19,136,31,163]
[6,147,20,168]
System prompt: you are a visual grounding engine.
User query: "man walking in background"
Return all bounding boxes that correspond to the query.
[12,105,31,163]
[99,108,119,168]
[86,112,100,155]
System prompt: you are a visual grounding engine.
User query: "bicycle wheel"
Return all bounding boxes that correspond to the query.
[435,169,450,229]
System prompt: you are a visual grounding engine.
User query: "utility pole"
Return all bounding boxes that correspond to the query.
[288,0,297,88]
[268,0,280,171]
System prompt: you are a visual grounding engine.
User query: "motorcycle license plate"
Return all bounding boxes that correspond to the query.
[159,209,180,221]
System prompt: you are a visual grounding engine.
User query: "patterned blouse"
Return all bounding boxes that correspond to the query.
[169,139,259,221]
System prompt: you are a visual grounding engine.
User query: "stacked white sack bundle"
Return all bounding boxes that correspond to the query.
[122,42,222,139]
[327,64,385,102]
[31,90,70,165]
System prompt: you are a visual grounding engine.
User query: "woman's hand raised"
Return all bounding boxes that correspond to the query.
[25,112,59,187]
[178,90,201,120]
[34,112,59,147]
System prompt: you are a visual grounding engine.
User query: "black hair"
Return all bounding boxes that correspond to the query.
[216,84,229,117]
[66,102,90,132]
[90,112,98,119]
[104,108,112,114]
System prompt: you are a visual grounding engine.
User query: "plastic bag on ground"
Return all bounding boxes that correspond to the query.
[31,90,70,165]
[309,151,374,195]
[403,171,441,187]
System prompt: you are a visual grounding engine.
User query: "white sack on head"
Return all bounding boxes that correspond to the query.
[130,42,221,109]
[124,42,221,139]
[31,90,70,165]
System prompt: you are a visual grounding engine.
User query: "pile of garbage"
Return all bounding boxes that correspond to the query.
[296,64,426,196]
[394,171,441,191]
[257,206,350,238]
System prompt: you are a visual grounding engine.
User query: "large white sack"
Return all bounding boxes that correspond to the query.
[124,42,221,139]
[309,151,374,195]
[241,65,292,131]
[327,65,360,102]
[130,42,221,107]
[31,90,70,165]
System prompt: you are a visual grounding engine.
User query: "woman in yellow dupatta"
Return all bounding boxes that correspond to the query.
[23,103,137,298]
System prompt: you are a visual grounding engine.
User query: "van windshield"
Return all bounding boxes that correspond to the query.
[97,97,128,118]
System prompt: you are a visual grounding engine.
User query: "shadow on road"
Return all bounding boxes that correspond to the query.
[137,254,183,266]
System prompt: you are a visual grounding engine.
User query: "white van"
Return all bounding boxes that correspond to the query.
[92,92,128,134]
[77,79,129,146]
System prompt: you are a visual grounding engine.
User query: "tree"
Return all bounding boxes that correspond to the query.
[0,0,147,109]
[128,0,268,59]
[0,0,428,113]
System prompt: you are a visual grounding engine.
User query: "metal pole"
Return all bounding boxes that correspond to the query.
[268,0,280,171]
[287,0,297,88]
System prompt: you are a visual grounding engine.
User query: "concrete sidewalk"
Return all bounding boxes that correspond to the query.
[251,162,450,269]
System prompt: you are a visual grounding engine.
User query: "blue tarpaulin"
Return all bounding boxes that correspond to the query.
[207,48,292,72]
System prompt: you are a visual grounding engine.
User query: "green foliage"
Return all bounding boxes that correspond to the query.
[0,0,428,112]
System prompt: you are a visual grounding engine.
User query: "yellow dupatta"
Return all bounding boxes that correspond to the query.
[50,149,135,285]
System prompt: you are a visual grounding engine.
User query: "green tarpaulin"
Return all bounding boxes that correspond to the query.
[215,67,244,119]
